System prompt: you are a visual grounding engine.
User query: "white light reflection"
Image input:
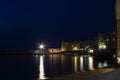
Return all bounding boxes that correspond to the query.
[80,56,84,72]
[88,57,94,70]
[38,56,47,80]
[103,61,108,67]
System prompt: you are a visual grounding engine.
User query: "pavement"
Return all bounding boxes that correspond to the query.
[88,68,120,80]
[49,67,115,80]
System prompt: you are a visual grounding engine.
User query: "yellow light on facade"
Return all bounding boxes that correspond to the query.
[99,43,107,50]
[61,48,65,51]
[73,47,78,50]
[102,45,107,49]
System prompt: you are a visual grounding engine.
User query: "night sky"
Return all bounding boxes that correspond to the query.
[0,0,116,50]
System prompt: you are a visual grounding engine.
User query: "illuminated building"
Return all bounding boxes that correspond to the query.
[98,33,107,50]
[98,32,116,51]
[116,0,120,58]
[80,37,98,53]
[71,41,80,51]
[61,41,71,51]
[48,48,61,53]
[61,41,80,52]
[47,32,115,54]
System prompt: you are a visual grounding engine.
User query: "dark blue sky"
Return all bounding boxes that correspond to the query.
[0,0,115,50]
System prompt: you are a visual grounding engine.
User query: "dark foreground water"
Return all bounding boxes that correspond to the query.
[0,54,112,80]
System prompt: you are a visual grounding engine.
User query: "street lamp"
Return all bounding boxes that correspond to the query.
[39,44,44,49]
[39,44,45,54]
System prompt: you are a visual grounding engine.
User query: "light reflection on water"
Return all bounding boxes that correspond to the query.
[73,56,94,73]
[0,54,111,80]
[73,56,78,73]
[88,57,94,70]
[80,56,84,72]
[35,54,110,79]
[98,61,109,68]
[38,55,47,80]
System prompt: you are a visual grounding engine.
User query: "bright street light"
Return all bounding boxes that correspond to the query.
[39,44,44,49]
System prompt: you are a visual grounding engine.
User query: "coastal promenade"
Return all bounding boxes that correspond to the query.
[50,67,115,80]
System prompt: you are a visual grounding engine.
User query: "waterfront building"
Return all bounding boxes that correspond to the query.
[61,41,81,52]
[79,32,115,54]
[47,32,115,55]
[48,48,61,53]
[61,38,97,53]
[98,32,116,51]
[80,37,98,53]
[61,41,71,51]
[98,33,107,50]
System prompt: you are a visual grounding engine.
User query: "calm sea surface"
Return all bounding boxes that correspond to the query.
[0,54,112,80]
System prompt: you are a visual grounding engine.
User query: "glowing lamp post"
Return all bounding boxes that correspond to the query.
[39,44,44,49]
[39,44,44,54]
